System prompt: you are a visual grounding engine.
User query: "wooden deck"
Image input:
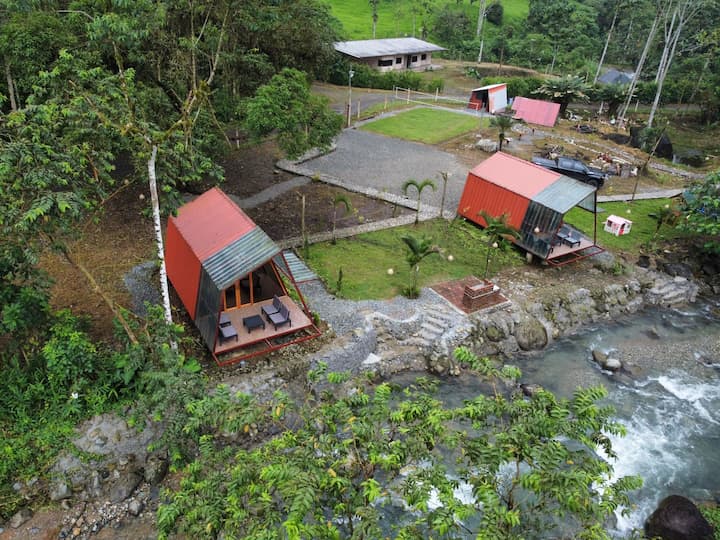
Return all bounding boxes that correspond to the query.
[547,236,596,259]
[214,295,313,355]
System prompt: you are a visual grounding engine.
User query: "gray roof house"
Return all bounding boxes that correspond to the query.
[598,68,634,85]
[333,38,445,72]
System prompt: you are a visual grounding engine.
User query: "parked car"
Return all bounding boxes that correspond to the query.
[531,156,608,188]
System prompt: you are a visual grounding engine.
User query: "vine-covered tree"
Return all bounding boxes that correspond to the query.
[679,171,720,253]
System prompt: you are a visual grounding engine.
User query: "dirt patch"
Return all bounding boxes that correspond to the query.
[41,139,410,343]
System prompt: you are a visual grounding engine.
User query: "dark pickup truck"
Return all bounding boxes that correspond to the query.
[531,156,608,188]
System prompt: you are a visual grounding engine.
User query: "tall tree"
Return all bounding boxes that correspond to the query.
[370,0,379,38]
[594,0,622,84]
[244,68,343,160]
[647,0,704,127]
[618,0,665,123]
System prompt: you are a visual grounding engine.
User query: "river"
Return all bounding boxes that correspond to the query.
[397,298,720,537]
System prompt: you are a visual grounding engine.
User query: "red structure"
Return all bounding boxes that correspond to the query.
[511,96,560,127]
[468,83,508,113]
[458,153,603,265]
[165,187,319,365]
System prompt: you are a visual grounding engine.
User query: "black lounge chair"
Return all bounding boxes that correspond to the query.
[268,303,291,330]
[262,295,283,320]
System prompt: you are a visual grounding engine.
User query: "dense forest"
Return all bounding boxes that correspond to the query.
[1,0,719,537]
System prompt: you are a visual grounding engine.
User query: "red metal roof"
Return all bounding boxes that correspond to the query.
[511,97,560,127]
[467,152,561,200]
[170,187,256,262]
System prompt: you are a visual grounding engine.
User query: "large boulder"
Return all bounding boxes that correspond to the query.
[645,495,714,540]
[514,316,548,351]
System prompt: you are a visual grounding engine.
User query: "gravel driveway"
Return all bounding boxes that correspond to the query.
[303,129,471,213]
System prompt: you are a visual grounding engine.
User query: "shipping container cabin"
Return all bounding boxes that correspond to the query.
[468,83,508,113]
[458,153,604,266]
[165,187,319,365]
[511,96,560,127]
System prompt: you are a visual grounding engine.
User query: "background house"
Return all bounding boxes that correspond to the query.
[334,37,445,72]
[458,152,603,265]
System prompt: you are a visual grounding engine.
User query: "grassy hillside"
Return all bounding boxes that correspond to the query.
[324,0,529,41]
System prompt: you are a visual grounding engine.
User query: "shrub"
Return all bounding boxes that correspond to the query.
[486,2,503,25]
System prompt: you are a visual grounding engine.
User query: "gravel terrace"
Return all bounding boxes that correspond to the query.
[303,129,470,212]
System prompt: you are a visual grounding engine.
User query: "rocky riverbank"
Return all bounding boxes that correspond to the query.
[3,250,717,540]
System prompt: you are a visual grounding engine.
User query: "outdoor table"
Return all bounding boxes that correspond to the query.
[243,314,266,333]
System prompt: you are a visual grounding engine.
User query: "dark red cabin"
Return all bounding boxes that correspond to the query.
[165,187,319,365]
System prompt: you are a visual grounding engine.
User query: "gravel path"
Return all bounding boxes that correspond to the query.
[301,129,470,211]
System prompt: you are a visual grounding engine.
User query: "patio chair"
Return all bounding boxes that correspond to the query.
[262,295,283,320]
[268,303,291,330]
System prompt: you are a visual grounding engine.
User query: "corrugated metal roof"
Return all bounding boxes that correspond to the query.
[532,176,596,214]
[334,38,445,58]
[172,187,255,262]
[511,97,560,127]
[471,83,506,92]
[468,152,561,200]
[202,226,280,291]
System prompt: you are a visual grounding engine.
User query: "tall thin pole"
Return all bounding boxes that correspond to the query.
[347,69,354,128]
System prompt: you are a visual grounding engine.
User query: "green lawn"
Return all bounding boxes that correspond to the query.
[565,198,684,253]
[324,0,528,41]
[359,108,485,144]
[304,219,524,300]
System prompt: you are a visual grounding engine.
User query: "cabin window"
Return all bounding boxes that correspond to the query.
[411,55,418,63]
[224,284,238,309]
[395,57,402,64]
[378,59,393,67]
[421,54,427,60]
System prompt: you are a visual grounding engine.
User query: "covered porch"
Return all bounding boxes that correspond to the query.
[213,294,318,365]
[545,223,604,266]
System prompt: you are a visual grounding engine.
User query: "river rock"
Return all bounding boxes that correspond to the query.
[49,479,72,501]
[661,262,694,279]
[144,451,169,485]
[107,471,142,503]
[592,349,608,365]
[645,494,714,540]
[514,316,548,351]
[519,383,543,397]
[604,357,623,371]
[9,508,33,528]
[128,499,144,517]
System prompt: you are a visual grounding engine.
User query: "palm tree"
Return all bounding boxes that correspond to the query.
[649,204,680,238]
[400,234,441,298]
[369,0,379,38]
[402,178,436,225]
[478,210,520,279]
[331,195,353,244]
[533,75,590,117]
[489,115,513,151]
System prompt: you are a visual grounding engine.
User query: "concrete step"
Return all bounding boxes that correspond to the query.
[420,321,444,335]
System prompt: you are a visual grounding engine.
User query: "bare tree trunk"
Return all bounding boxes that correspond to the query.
[648,0,700,127]
[476,0,487,37]
[619,10,661,123]
[147,145,175,338]
[4,58,18,112]
[594,7,618,85]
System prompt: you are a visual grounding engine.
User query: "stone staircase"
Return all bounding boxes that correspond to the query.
[406,307,458,350]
